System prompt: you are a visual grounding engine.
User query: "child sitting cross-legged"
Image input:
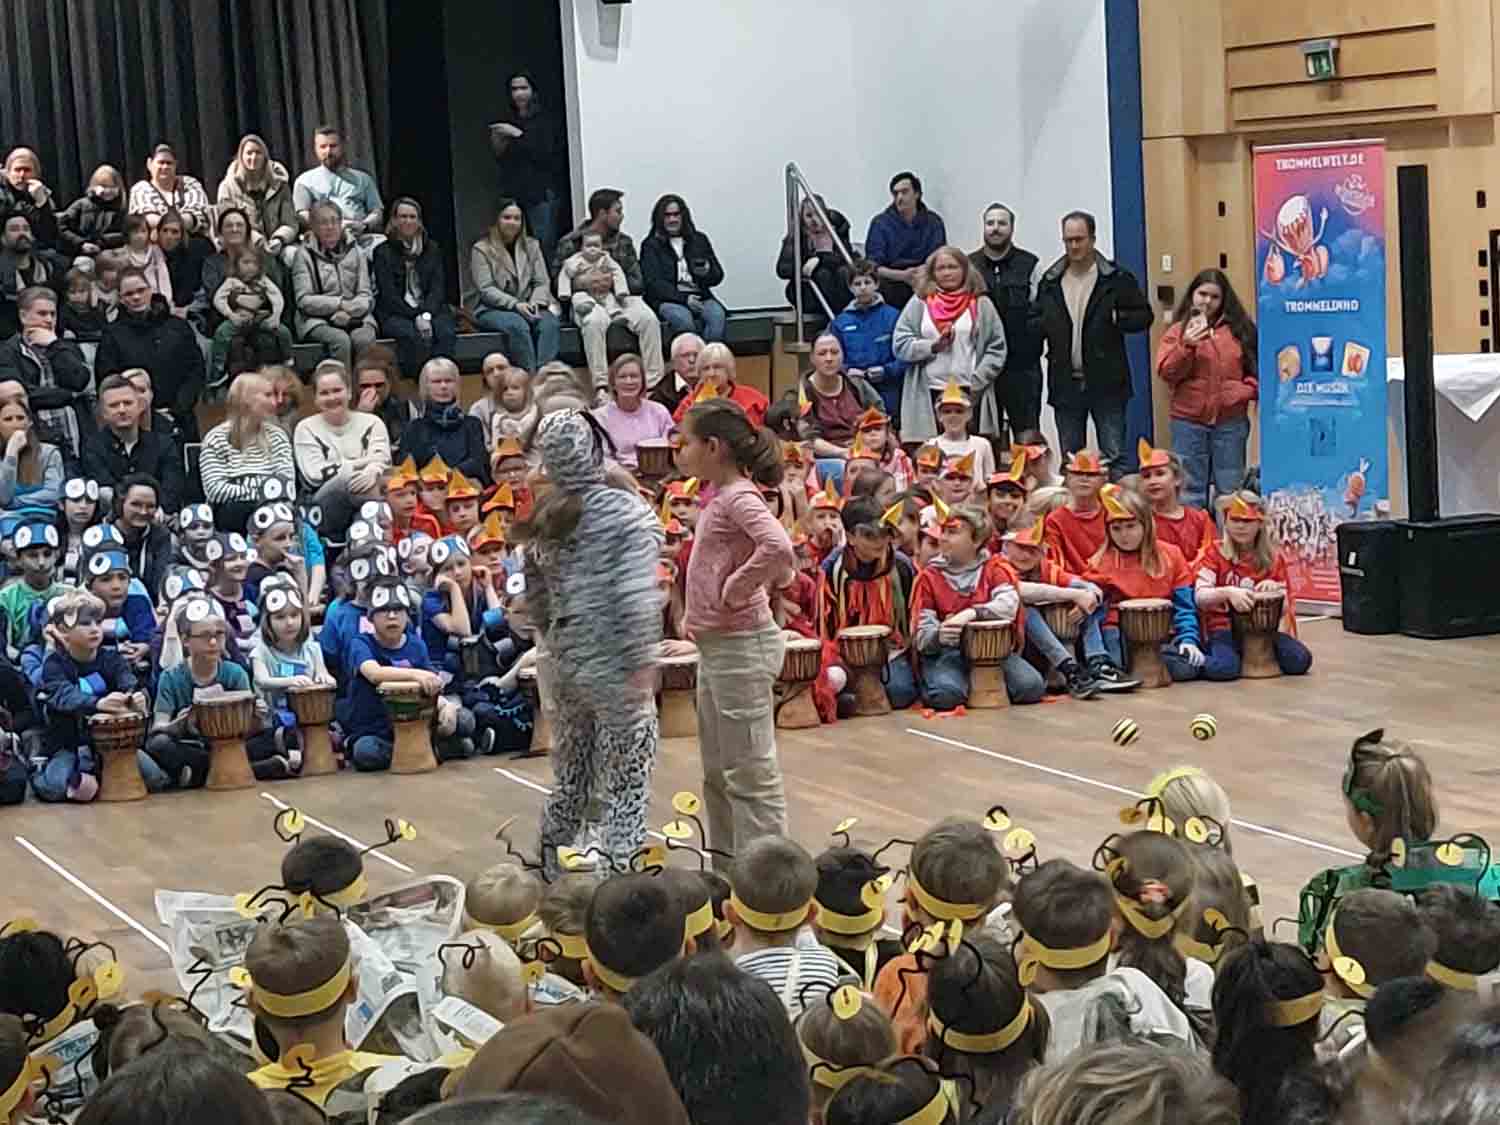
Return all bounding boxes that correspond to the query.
[728,835,853,1018]
[250,576,334,772]
[983,458,1029,549]
[0,521,65,662]
[796,985,898,1125]
[582,872,692,1003]
[1316,888,1436,1059]
[811,843,900,991]
[1138,440,1215,566]
[204,532,260,665]
[30,589,149,802]
[246,502,309,608]
[1416,884,1500,993]
[463,862,544,949]
[342,578,444,772]
[538,873,596,992]
[1042,450,1109,574]
[81,539,156,677]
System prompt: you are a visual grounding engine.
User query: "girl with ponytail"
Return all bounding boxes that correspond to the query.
[677,398,796,858]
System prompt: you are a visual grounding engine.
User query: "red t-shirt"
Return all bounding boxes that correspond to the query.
[1153,507,1215,568]
[909,555,1026,647]
[393,512,442,543]
[1085,541,1193,628]
[1044,505,1107,574]
[1194,541,1296,637]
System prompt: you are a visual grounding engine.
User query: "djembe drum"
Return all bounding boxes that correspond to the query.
[636,439,673,485]
[1119,598,1173,689]
[518,667,552,755]
[194,691,257,790]
[776,638,823,730]
[379,683,438,773]
[962,621,1014,709]
[89,712,148,802]
[658,654,699,739]
[1233,590,1286,679]
[837,625,891,717]
[288,684,338,776]
[1041,602,1080,645]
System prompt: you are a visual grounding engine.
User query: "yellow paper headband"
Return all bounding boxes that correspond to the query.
[684,901,715,943]
[1264,990,1325,1028]
[800,1038,875,1091]
[899,1087,951,1125]
[321,874,370,910]
[0,1053,56,1119]
[471,910,539,943]
[929,1000,1033,1054]
[1114,893,1190,941]
[552,931,589,961]
[906,873,986,923]
[815,901,884,936]
[1426,960,1479,991]
[239,959,352,1019]
[584,946,637,995]
[1017,932,1111,986]
[29,958,126,1044]
[1325,917,1374,999]
[729,892,812,933]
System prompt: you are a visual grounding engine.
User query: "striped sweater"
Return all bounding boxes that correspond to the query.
[199,421,296,504]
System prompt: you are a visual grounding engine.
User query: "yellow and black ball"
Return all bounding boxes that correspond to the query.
[1111,717,1140,747]
[1190,713,1218,742]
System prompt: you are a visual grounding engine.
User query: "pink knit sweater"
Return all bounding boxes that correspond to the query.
[684,480,795,636]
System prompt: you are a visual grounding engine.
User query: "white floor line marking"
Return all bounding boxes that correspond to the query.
[906,729,1363,860]
[258,792,414,873]
[14,836,171,954]
[492,767,703,855]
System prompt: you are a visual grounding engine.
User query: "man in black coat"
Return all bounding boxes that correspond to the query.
[1036,210,1153,477]
[969,203,1044,440]
[81,373,186,513]
[112,471,175,601]
[0,216,65,340]
[0,149,60,252]
[95,269,206,443]
[0,284,93,464]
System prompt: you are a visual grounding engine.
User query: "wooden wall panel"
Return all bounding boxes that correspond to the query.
[1222,0,1436,49]
[1230,73,1439,123]
[1141,0,1226,138]
[1436,0,1495,113]
[1225,28,1436,89]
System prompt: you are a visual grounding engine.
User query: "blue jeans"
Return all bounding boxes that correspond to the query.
[30,748,168,802]
[526,191,561,268]
[919,645,1047,708]
[1021,612,1079,671]
[885,655,917,709]
[1170,416,1251,510]
[381,311,459,378]
[1202,628,1313,681]
[352,735,394,771]
[1102,627,1202,682]
[1054,398,1128,478]
[659,298,727,343]
[473,306,561,372]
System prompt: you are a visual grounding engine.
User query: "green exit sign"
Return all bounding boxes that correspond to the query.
[1301,38,1339,81]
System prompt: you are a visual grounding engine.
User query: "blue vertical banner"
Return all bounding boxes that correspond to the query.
[1254,140,1388,605]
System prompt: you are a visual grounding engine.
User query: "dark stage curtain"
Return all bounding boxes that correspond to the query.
[0,0,388,208]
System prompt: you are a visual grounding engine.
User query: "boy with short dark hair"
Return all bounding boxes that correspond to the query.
[0,520,64,660]
[1416,884,1500,989]
[584,873,690,1002]
[343,578,442,771]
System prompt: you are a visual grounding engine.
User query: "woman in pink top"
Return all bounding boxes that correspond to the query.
[592,352,673,470]
[678,398,796,861]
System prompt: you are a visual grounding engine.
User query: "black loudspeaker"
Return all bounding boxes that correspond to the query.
[1398,515,1500,638]
[1336,520,1402,635]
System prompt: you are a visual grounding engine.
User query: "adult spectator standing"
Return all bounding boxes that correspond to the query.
[1155,268,1259,507]
[488,70,566,267]
[593,353,673,471]
[97,268,206,443]
[198,370,296,531]
[372,197,458,377]
[127,144,213,242]
[651,332,702,415]
[81,374,185,512]
[969,203,1044,438]
[294,359,391,535]
[556,188,663,392]
[0,217,63,339]
[398,357,491,485]
[776,194,852,314]
[641,194,726,343]
[291,201,376,367]
[893,246,1008,443]
[292,125,384,254]
[1036,210,1152,473]
[112,472,173,599]
[832,258,905,420]
[865,172,946,310]
[354,345,416,449]
[216,134,299,266]
[57,165,128,260]
[0,148,59,251]
[0,284,92,463]
[467,197,561,371]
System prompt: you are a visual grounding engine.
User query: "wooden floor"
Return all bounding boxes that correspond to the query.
[6,618,1500,997]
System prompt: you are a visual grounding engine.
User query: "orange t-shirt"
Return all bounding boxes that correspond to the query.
[1194,541,1297,637]
[1085,541,1193,628]
[873,951,928,1055]
[1153,507,1215,568]
[1044,505,1106,574]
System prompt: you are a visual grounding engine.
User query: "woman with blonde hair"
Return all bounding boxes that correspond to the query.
[199,369,296,531]
[668,341,769,428]
[893,244,1008,442]
[0,397,63,534]
[216,134,299,262]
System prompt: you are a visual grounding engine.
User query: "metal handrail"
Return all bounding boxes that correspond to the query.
[786,162,857,349]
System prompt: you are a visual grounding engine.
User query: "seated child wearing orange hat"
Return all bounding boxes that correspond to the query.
[442,472,483,538]
[820,497,918,711]
[804,481,845,568]
[932,379,995,484]
[385,457,441,543]
[417,456,452,531]
[1043,450,1110,574]
[935,451,977,509]
[853,406,913,491]
[984,457,1030,551]
[908,505,1038,708]
[490,437,535,523]
[1138,440,1214,567]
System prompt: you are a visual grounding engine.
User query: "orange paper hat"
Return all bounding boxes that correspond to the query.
[482,482,516,513]
[880,501,905,529]
[663,516,686,537]
[988,458,1028,491]
[797,383,812,417]
[1011,442,1048,464]
[1099,483,1134,521]
[849,430,879,462]
[1002,519,1047,547]
[419,455,451,485]
[693,379,722,405]
[942,451,976,480]
[1063,450,1107,474]
[915,444,943,470]
[446,471,481,502]
[783,442,807,466]
[854,406,888,432]
[811,477,844,511]
[937,377,971,408]
[1224,493,1265,522]
[1137,438,1172,470]
[386,456,419,492]
[664,477,700,500]
[467,511,507,551]
[494,436,526,464]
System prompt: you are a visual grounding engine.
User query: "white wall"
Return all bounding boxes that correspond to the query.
[560,0,1115,310]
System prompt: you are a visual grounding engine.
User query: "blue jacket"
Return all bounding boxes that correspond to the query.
[864,206,946,270]
[832,299,906,418]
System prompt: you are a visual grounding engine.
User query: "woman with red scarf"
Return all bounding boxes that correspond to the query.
[892,244,1009,443]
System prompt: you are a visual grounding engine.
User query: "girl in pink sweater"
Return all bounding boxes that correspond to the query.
[678,398,796,862]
